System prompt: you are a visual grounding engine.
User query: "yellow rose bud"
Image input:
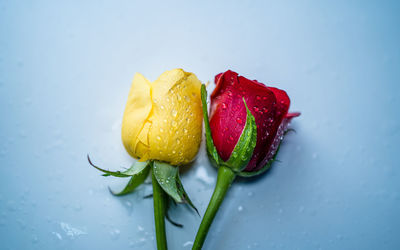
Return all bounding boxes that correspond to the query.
[121,69,203,166]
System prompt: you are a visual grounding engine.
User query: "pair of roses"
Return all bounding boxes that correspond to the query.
[89,69,300,249]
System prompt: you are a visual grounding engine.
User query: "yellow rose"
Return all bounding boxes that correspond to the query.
[121,69,203,166]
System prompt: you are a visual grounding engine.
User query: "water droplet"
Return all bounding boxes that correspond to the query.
[156,136,161,141]
[238,205,243,212]
[184,96,190,102]
[176,139,181,144]
[171,121,177,127]
[229,136,234,141]
[253,106,259,112]
[248,191,253,197]
[171,109,177,117]
[160,105,165,110]
[183,241,193,247]
[177,95,182,101]
[256,95,261,100]
[172,150,176,154]
[263,96,268,100]
[110,229,120,240]
[31,234,38,244]
[52,232,62,240]
[236,118,243,124]
[183,128,188,134]
[60,222,87,239]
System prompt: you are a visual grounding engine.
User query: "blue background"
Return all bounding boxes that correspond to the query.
[1,0,399,249]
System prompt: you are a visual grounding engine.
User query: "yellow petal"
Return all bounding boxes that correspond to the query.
[147,70,203,165]
[121,73,152,159]
[151,69,186,105]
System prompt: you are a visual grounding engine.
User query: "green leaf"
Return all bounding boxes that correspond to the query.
[200,84,222,167]
[237,145,281,177]
[108,163,150,196]
[88,155,148,178]
[152,161,198,214]
[224,98,257,172]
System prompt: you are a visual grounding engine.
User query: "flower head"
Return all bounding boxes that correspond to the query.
[121,69,203,165]
[209,70,300,172]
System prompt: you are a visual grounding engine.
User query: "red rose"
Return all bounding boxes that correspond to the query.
[193,70,300,249]
[210,70,300,172]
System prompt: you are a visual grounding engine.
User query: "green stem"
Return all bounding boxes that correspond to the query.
[152,166,168,250]
[192,166,236,250]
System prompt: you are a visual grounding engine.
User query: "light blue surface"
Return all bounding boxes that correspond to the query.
[1,1,399,249]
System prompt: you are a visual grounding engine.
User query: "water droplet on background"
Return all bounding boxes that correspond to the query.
[110,229,120,240]
[183,241,193,247]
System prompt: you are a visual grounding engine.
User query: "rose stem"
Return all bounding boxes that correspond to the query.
[192,166,236,250]
[152,165,168,250]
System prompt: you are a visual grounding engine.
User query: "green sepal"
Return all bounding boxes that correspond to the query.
[108,163,150,196]
[88,155,149,178]
[152,161,199,214]
[201,84,222,167]
[237,145,281,177]
[224,98,257,172]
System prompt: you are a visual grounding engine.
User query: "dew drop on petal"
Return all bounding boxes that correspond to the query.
[171,109,177,117]
[256,95,261,100]
[156,136,161,141]
[221,103,227,109]
[236,118,243,124]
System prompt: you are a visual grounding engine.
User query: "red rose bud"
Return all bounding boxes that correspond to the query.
[210,70,300,173]
[193,70,300,249]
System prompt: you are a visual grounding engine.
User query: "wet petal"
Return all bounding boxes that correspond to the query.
[148,70,203,165]
[121,73,152,159]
